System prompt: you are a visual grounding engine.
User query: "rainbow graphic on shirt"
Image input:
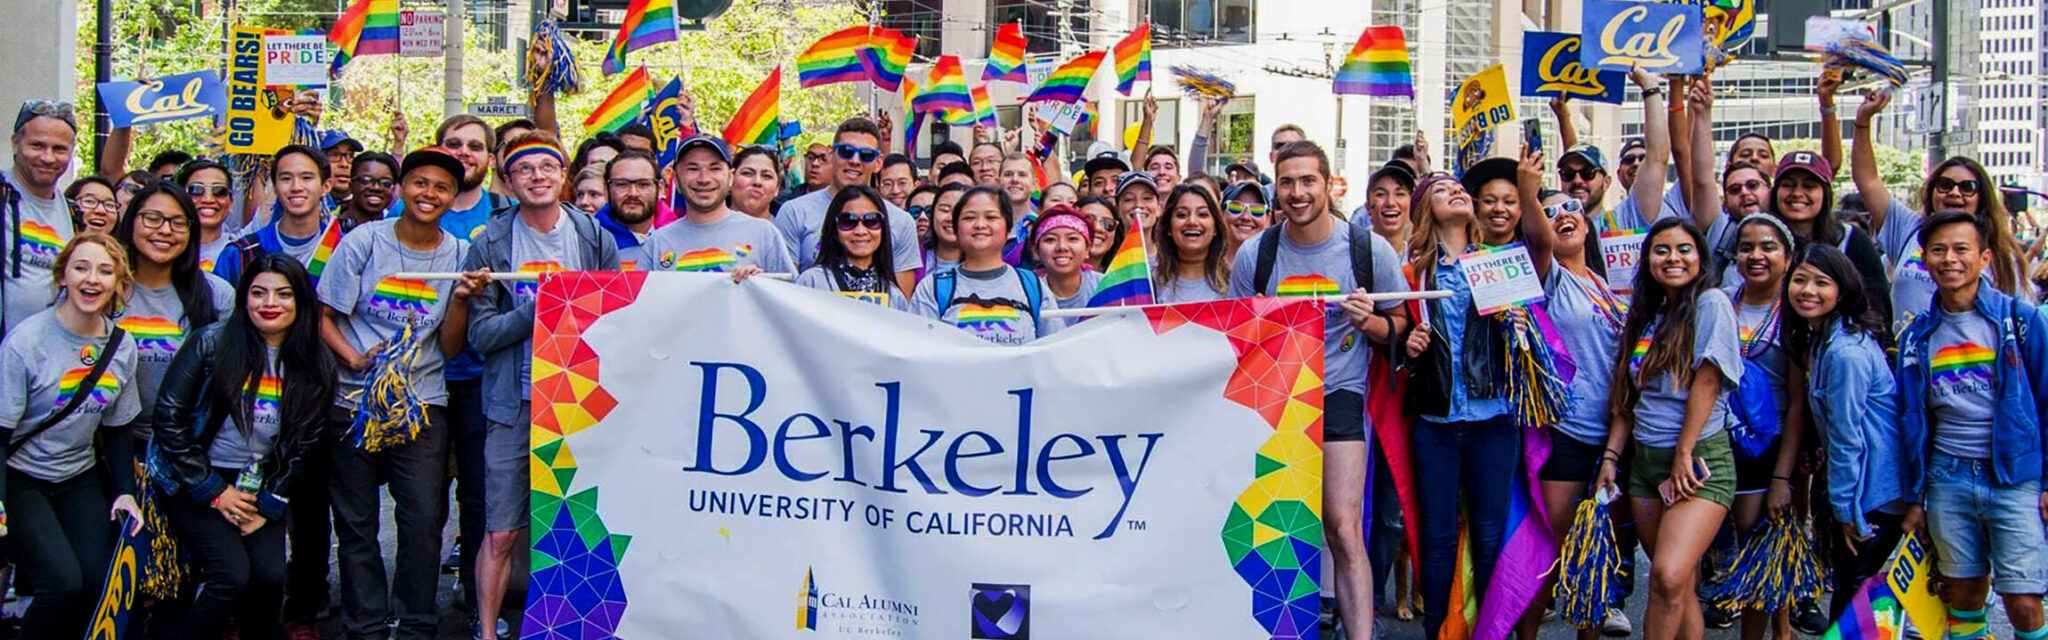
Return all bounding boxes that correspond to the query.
[370,277,439,317]
[1629,336,1652,372]
[618,260,638,272]
[1931,342,1995,388]
[18,220,63,260]
[252,375,283,414]
[668,248,738,272]
[52,367,120,410]
[954,303,1020,332]
[1900,249,1925,276]
[304,219,344,280]
[199,259,215,272]
[117,316,184,354]
[1276,274,1339,298]
[515,261,567,298]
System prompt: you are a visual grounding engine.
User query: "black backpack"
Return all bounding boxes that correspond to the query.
[1250,220,1377,298]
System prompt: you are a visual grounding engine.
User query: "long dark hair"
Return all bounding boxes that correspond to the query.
[1919,156,2022,294]
[1153,184,1229,293]
[209,255,334,446]
[814,185,898,294]
[113,183,219,328]
[1609,217,1718,414]
[1783,243,1884,368]
[1767,161,1840,248]
[1078,196,1123,272]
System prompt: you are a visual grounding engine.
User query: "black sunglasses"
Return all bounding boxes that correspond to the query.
[1558,168,1602,182]
[836,212,885,231]
[1931,177,1981,196]
[833,143,881,163]
[184,184,232,198]
[906,205,929,219]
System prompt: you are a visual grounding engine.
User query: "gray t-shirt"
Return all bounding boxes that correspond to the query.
[1546,268,1626,446]
[277,216,340,282]
[2,169,72,332]
[511,216,583,400]
[643,212,795,274]
[198,233,232,275]
[316,219,466,410]
[926,251,961,274]
[117,276,234,422]
[774,188,920,274]
[617,242,653,272]
[1629,292,1743,448]
[1159,275,1226,304]
[1048,270,1103,311]
[1604,182,1687,234]
[1882,201,2038,336]
[206,346,282,469]
[1926,308,1997,459]
[793,265,913,312]
[910,265,1064,345]
[0,309,143,482]
[1227,222,1409,394]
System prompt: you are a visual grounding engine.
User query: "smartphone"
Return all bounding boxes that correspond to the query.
[1658,457,1712,505]
[1522,118,1543,155]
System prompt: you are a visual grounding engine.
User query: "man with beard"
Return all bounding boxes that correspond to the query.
[774,118,920,293]
[596,149,662,270]
[2,99,78,333]
[644,136,793,274]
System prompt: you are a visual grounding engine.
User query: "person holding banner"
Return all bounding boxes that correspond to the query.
[175,160,240,273]
[462,130,620,640]
[910,185,1063,345]
[643,136,794,275]
[1228,140,1411,640]
[1596,216,1742,640]
[594,149,663,271]
[213,145,337,287]
[730,145,784,221]
[1152,184,1228,304]
[1894,211,2048,640]
[148,254,336,640]
[3,99,80,334]
[1031,204,1101,310]
[775,118,919,294]
[793,185,910,311]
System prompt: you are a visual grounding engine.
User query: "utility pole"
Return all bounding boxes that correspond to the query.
[1928,0,1949,161]
[444,0,465,120]
[93,0,111,166]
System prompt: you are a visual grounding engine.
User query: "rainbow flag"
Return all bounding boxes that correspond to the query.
[1334,26,1415,97]
[943,83,994,127]
[798,26,872,88]
[1112,23,1152,96]
[600,0,677,76]
[913,56,973,114]
[327,0,399,77]
[860,27,916,92]
[1086,216,1151,307]
[722,67,782,146]
[984,22,1028,83]
[1024,51,1104,104]
[305,218,343,282]
[585,66,651,133]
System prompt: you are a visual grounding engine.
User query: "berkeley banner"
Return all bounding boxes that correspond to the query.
[519,272,1328,640]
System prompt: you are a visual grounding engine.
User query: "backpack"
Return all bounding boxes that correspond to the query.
[1250,220,1377,298]
[933,268,1043,323]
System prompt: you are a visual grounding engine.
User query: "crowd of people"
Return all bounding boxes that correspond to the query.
[0,58,2044,640]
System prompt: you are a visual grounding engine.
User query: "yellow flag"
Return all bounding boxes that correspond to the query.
[1451,64,1515,144]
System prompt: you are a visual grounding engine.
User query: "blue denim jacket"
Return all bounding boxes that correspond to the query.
[1422,259,1509,424]
[1896,281,2048,499]
[1810,321,1904,537]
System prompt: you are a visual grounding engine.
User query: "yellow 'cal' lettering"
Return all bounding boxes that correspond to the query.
[1536,38,1609,96]
[125,77,213,124]
[1598,5,1685,68]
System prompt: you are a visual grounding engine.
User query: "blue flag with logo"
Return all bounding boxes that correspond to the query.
[1522,31,1627,104]
[650,78,686,167]
[96,71,228,128]
[1580,0,1706,74]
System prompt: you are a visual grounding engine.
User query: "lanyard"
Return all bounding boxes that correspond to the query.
[1566,269,1626,332]
[1732,286,1781,358]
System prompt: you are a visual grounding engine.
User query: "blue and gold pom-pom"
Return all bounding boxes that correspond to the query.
[1501,307,1571,428]
[1712,513,1828,612]
[138,479,184,599]
[345,323,433,452]
[1554,494,1624,629]
[1825,39,1910,87]
[524,20,584,96]
[1172,66,1236,100]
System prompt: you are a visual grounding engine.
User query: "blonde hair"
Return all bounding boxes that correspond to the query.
[51,233,133,318]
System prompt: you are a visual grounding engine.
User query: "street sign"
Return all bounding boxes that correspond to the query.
[469,99,531,118]
[1905,82,1941,135]
[401,10,445,57]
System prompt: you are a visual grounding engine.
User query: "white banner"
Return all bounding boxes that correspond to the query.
[261,34,329,88]
[520,273,1327,640]
[400,10,444,57]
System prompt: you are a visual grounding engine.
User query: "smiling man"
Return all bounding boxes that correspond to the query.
[213,145,338,287]
[643,135,793,275]
[3,99,79,332]
[773,117,921,293]
[595,149,663,270]
[340,152,399,231]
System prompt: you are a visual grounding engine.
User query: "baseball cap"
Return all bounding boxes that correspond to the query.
[1085,152,1130,175]
[1774,150,1834,184]
[400,147,467,184]
[677,134,733,165]
[1221,180,1268,206]
[320,130,363,154]
[1618,138,1646,156]
[1368,160,1418,190]
[1115,171,1159,198]
[1559,143,1609,173]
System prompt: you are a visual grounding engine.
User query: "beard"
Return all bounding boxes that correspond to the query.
[463,165,488,192]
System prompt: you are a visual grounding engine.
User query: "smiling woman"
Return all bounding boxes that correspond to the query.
[112,183,233,442]
[796,185,910,312]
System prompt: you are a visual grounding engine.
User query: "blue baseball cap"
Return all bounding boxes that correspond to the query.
[1559,143,1608,173]
[319,130,363,153]
[677,134,732,165]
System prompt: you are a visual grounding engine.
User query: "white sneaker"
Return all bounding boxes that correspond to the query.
[1602,610,1633,637]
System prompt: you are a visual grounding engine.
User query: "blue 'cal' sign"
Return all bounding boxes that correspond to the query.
[1522,31,1627,104]
[1580,0,1706,74]
[95,71,227,128]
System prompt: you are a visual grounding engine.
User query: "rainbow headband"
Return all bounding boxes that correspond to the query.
[501,141,565,172]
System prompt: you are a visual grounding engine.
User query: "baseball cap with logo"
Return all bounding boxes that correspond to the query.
[1559,143,1609,173]
[1774,150,1834,184]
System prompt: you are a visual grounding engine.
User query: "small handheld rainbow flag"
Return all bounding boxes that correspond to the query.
[1112,23,1152,96]
[799,26,872,88]
[1024,51,1105,104]
[327,0,399,77]
[584,66,651,133]
[722,67,782,146]
[860,28,916,92]
[913,56,973,114]
[600,0,677,76]
[984,22,1028,83]
[1087,217,1152,307]
[1334,26,1415,97]
[969,83,996,126]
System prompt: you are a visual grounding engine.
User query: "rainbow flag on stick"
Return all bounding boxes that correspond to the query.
[913,56,973,114]
[1024,51,1104,104]
[969,83,996,126]
[1087,216,1152,307]
[984,22,1028,83]
[1112,23,1152,96]
[584,66,651,133]
[1334,26,1415,97]
[860,28,916,92]
[798,26,872,88]
[600,0,677,76]
[722,67,782,146]
[327,0,399,77]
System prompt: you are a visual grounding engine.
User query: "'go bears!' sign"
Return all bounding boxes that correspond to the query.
[1580,0,1706,74]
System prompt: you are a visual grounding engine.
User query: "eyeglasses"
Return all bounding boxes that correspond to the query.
[508,162,563,178]
[836,212,885,231]
[1543,199,1585,219]
[72,196,115,212]
[137,211,191,233]
[1558,168,1602,182]
[184,184,231,199]
[607,178,657,192]
[833,143,881,163]
[1932,177,1981,196]
[14,99,77,134]
[352,175,395,190]
[907,205,929,219]
[1225,201,1268,218]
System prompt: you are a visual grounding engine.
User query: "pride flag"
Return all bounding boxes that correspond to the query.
[1112,23,1152,96]
[584,66,651,133]
[1024,51,1104,104]
[968,83,996,126]
[860,28,916,92]
[984,22,1028,83]
[798,26,872,88]
[327,0,399,77]
[912,56,973,114]
[722,67,782,146]
[1334,26,1415,97]
[600,0,677,76]
[1086,217,1152,307]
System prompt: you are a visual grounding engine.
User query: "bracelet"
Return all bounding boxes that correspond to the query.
[1641,87,1664,98]
[1772,475,1793,481]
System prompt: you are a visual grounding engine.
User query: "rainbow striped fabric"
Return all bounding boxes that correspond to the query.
[1932,343,1995,387]
[370,277,439,316]
[1086,218,1152,307]
[668,247,742,272]
[969,84,997,126]
[53,367,121,409]
[798,26,872,88]
[584,66,651,133]
[601,0,677,76]
[17,220,62,259]
[984,22,1028,83]
[1275,274,1337,298]
[305,219,344,281]
[912,56,973,114]
[1334,26,1415,97]
[1024,51,1104,104]
[327,0,399,77]
[722,67,782,146]
[118,317,183,354]
[954,303,1021,331]
[1112,23,1152,96]
[860,28,916,92]
[252,375,283,413]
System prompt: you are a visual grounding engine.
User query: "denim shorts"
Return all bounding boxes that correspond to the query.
[1922,452,2048,595]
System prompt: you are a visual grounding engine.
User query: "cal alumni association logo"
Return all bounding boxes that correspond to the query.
[795,567,921,636]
